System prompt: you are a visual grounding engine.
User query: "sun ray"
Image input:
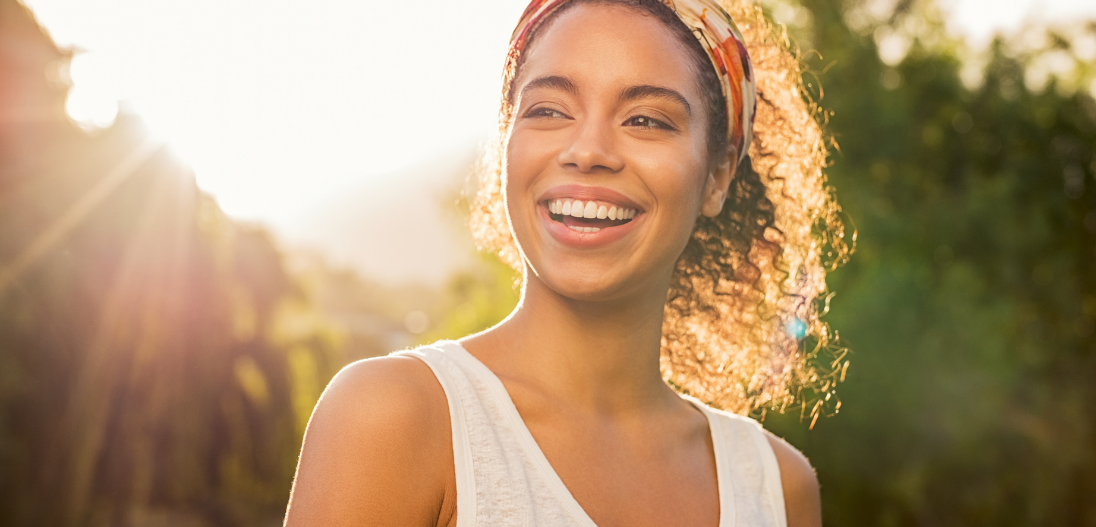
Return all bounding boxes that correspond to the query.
[48,158,180,522]
[0,137,162,296]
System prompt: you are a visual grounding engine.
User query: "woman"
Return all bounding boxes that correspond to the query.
[285,0,848,525]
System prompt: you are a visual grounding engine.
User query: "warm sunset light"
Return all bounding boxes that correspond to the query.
[23,0,529,226]
[4,0,1095,523]
[23,0,1096,229]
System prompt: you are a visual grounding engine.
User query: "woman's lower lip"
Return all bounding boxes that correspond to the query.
[539,205,641,248]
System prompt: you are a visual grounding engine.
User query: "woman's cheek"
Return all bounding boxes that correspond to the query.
[629,146,706,215]
[505,129,546,187]
[503,132,545,240]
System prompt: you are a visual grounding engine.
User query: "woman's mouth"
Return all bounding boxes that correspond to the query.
[545,198,638,233]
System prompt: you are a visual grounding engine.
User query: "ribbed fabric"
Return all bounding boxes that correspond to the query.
[396,341,787,527]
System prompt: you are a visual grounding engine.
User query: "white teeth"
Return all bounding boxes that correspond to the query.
[546,199,638,221]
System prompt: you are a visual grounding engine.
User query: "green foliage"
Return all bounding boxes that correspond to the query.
[762,0,1096,524]
[419,252,521,344]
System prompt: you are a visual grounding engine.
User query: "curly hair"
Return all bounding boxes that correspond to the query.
[469,0,852,419]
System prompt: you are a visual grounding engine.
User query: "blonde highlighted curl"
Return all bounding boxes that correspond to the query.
[470,0,853,421]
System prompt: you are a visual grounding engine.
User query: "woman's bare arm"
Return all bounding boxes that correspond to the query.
[765,432,823,527]
[284,356,455,527]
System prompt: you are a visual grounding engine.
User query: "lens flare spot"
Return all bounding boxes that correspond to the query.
[785,318,807,340]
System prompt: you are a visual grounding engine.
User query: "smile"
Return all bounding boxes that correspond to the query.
[546,199,639,233]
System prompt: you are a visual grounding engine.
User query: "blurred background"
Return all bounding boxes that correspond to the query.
[1,0,1094,524]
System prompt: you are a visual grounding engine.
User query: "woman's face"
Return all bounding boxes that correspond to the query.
[504,3,730,302]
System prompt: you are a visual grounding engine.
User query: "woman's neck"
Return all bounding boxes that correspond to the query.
[461,270,678,415]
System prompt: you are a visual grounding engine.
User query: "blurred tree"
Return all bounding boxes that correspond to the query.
[0,1,341,525]
[418,252,520,345]
[289,250,445,360]
[760,0,1096,524]
[413,165,522,344]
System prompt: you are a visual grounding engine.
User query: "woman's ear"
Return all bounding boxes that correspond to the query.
[701,147,738,218]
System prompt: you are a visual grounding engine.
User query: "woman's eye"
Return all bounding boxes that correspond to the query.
[526,107,568,119]
[624,115,673,130]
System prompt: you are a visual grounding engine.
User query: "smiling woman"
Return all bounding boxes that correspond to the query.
[479,0,849,420]
[284,1,847,526]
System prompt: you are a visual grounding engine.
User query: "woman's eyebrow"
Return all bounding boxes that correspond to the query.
[520,75,578,98]
[619,85,692,116]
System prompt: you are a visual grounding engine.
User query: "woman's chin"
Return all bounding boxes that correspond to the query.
[527,260,654,305]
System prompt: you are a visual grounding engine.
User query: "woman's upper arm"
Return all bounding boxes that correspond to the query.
[764,431,822,527]
[284,356,453,527]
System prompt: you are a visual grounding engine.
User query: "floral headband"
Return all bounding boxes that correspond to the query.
[508,0,757,163]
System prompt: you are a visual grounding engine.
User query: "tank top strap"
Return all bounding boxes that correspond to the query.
[392,343,480,526]
[696,404,788,527]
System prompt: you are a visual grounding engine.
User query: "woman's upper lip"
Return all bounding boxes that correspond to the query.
[537,184,644,211]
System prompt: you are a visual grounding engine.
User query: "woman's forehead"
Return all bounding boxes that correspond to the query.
[517,4,701,101]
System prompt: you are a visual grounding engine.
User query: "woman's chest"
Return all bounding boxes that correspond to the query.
[517,410,721,527]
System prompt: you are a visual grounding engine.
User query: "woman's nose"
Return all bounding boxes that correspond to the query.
[556,119,624,173]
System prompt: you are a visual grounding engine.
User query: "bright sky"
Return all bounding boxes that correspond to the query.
[939,0,1096,48]
[24,0,529,228]
[21,0,1096,230]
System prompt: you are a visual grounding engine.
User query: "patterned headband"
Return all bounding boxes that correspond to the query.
[508,0,757,163]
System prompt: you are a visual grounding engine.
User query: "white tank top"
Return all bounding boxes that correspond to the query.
[397,341,787,527]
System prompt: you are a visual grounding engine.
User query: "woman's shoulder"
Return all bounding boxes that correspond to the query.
[327,352,444,409]
[285,351,454,526]
[313,349,452,445]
